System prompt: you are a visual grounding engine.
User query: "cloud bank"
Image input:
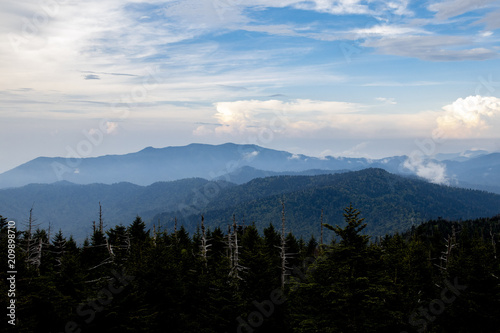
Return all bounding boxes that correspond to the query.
[194,98,438,138]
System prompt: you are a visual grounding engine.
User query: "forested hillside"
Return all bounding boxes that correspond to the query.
[0,178,233,241]
[3,169,499,243]
[157,168,500,238]
[1,208,499,333]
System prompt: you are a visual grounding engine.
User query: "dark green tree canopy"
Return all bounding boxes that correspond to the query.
[324,203,369,248]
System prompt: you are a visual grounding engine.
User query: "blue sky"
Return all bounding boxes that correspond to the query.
[1,0,500,173]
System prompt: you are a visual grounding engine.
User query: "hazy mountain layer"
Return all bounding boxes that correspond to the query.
[1,143,498,194]
[0,143,407,188]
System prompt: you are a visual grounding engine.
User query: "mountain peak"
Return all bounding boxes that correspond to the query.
[0,143,498,194]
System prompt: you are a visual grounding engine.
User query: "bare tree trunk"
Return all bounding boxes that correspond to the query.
[320,209,324,252]
[24,205,41,270]
[99,202,104,233]
[435,227,457,274]
[47,222,51,243]
[232,216,240,279]
[152,224,156,247]
[227,224,233,270]
[200,215,210,268]
[228,215,246,282]
[280,201,291,289]
[491,225,497,259]
[35,238,42,276]
[26,206,34,259]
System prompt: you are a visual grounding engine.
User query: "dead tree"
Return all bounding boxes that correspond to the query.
[320,209,324,253]
[98,202,104,233]
[23,205,42,272]
[435,225,457,274]
[279,201,293,289]
[30,238,43,275]
[84,204,113,283]
[490,225,497,259]
[227,224,233,269]
[25,206,36,259]
[228,215,246,281]
[280,202,288,289]
[152,224,157,247]
[199,215,211,268]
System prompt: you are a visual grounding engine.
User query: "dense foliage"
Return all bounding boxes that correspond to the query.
[1,208,499,333]
[2,169,500,243]
[0,178,233,241]
[159,169,500,238]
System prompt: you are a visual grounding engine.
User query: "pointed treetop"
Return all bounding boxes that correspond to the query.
[323,203,369,248]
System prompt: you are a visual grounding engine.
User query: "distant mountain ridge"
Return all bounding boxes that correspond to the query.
[0,143,405,188]
[0,143,498,194]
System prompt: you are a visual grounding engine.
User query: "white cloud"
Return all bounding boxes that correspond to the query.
[105,121,119,134]
[480,31,493,37]
[479,9,500,30]
[194,98,438,139]
[363,35,498,61]
[161,0,249,28]
[385,0,413,16]
[428,0,497,20]
[436,95,500,138]
[293,0,370,15]
[242,151,259,160]
[403,158,449,184]
[193,124,215,136]
[352,24,428,37]
[211,99,360,135]
[376,97,397,105]
[339,142,370,157]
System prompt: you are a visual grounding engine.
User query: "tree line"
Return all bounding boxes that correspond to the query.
[1,205,499,332]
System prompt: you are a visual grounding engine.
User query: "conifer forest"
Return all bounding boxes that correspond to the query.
[1,205,500,333]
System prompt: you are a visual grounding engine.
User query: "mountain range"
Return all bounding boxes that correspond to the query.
[0,143,499,194]
[156,168,500,239]
[1,168,499,242]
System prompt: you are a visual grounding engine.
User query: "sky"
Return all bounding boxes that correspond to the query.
[1,0,500,173]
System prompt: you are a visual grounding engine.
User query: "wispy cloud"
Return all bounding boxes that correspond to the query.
[375,97,397,105]
[404,158,449,184]
[83,74,100,80]
[1,0,500,171]
[81,70,138,77]
[352,24,429,37]
[292,0,371,15]
[477,9,500,30]
[363,35,498,61]
[428,0,498,20]
[339,142,370,158]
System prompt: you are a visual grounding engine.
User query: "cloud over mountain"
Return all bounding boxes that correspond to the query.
[437,95,500,138]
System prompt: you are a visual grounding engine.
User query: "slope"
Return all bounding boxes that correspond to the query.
[155,168,500,239]
[0,178,233,241]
